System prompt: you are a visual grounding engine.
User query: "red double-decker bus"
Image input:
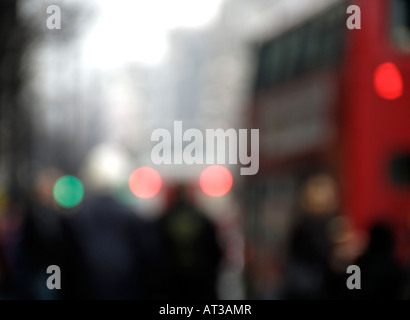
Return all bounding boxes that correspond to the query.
[244,0,410,298]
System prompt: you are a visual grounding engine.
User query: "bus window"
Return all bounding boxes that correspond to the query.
[391,0,410,51]
[322,4,346,66]
[304,21,322,71]
[283,31,299,80]
[390,154,410,185]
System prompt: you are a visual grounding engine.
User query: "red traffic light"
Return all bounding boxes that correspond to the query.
[129,166,162,199]
[373,62,403,100]
[199,165,233,197]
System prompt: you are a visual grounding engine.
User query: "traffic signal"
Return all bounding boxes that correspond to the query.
[199,165,233,197]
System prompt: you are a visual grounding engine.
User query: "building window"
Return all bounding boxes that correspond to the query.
[390,153,410,186]
[391,0,410,51]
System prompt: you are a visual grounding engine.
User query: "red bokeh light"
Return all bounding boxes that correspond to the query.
[373,62,403,100]
[199,165,233,197]
[129,167,162,199]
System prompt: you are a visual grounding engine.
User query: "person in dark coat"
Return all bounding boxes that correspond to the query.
[22,168,69,299]
[354,223,404,299]
[283,172,339,299]
[158,184,222,299]
[67,194,159,299]
[65,144,162,299]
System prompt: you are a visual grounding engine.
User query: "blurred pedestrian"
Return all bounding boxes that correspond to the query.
[354,223,404,299]
[66,144,160,299]
[157,184,222,299]
[22,168,69,299]
[67,194,158,299]
[283,171,339,299]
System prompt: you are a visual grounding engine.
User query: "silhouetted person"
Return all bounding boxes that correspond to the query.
[0,200,30,299]
[325,216,367,299]
[158,185,222,299]
[283,172,339,299]
[23,202,68,299]
[354,223,404,299]
[65,144,161,299]
[22,168,69,299]
[66,194,159,299]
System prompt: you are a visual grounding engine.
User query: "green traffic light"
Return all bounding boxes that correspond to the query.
[53,175,84,208]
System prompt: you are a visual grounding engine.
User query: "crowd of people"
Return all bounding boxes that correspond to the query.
[283,171,406,299]
[0,166,408,299]
[0,171,222,299]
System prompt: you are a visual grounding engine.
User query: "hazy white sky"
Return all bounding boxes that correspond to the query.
[82,0,225,68]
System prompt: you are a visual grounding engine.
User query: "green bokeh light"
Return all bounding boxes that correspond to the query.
[53,175,84,208]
